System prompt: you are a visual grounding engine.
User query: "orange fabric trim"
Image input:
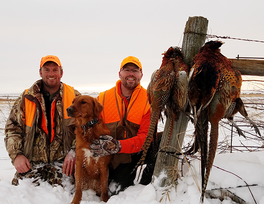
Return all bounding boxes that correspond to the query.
[50,101,56,142]
[62,83,76,119]
[98,92,107,122]
[98,86,120,124]
[24,89,36,127]
[41,110,48,135]
[125,86,150,124]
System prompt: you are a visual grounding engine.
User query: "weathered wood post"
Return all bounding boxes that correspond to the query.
[182,16,209,67]
[152,16,208,187]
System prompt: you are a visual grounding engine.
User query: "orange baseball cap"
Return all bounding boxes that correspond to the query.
[120,56,142,71]
[40,55,62,67]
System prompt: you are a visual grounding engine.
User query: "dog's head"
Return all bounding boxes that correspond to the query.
[67,95,103,125]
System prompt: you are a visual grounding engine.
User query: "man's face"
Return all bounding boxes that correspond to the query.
[119,63,143,90]
[39,62,63,92]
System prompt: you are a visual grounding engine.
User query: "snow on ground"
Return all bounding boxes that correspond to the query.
[0,93,264,204]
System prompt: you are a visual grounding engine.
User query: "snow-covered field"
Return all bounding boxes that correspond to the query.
[0,92,264,204]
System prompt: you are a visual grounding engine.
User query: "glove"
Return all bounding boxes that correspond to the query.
[89,135,121,157]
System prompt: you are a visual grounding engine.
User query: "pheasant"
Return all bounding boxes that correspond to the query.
[134,46,188,172]
[188,40,260,203]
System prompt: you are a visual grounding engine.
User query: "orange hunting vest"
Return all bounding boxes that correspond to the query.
[24,83,75,142]
[98,80,150,168]
[98,80,150,140]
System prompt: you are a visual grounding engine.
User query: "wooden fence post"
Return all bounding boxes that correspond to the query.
[182,16,209,67]
[152,16,208,187]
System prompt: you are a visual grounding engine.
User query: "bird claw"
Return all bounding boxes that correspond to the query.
[236,128,246,138]
[253,125,261,136]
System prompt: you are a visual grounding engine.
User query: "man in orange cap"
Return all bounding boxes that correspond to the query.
[5,55,81,186]
[90,56,156,195]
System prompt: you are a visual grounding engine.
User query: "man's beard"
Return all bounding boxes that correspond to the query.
[123,81,139,90]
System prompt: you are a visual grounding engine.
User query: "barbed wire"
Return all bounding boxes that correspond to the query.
[184,31,264,44]
[207,34,264,44]
[187,154,258,204]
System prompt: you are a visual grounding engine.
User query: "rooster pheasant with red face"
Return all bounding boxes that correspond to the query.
[188,40,260,203]
[134,47,188,171]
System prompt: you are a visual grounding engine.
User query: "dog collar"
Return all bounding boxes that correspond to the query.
[81,118,99,135]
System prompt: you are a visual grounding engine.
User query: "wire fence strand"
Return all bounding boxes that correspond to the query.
[184,31,264,44]
[207,34,264,44]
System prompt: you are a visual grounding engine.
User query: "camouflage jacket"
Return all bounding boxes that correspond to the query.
[4,80,81,164]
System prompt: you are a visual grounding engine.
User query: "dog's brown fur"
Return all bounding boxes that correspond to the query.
[67,95,112,204]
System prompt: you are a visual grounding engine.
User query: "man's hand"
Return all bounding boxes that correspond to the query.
[89,135,121,157]
[14,154,31,173]
[62,149,76,176]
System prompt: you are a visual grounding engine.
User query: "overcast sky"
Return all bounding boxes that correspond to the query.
[1,0,263,94]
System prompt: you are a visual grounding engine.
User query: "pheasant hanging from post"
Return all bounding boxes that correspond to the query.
[187,40,261,203]
[133,46,188,172]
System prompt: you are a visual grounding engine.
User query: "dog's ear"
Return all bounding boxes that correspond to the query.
[93,98,103,117]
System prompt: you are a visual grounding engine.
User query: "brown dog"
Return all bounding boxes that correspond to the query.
[67,95,113,204]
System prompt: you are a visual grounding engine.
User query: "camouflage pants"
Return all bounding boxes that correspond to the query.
[11,162,75,188]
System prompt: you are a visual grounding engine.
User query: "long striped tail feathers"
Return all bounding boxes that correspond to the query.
[132,111,160,174]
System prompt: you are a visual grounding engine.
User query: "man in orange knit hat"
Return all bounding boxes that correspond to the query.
[5,55,81,186]
[90,56,157,195]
